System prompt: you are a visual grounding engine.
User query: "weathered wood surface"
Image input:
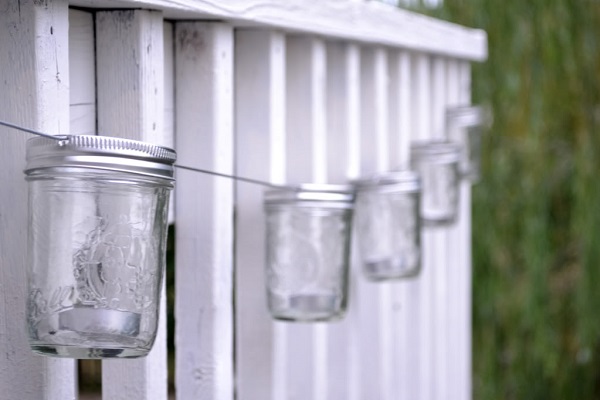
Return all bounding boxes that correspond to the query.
[174,22,235,400]
[0,1,77,399]
[69,0,486,61]
[96,9,169,400]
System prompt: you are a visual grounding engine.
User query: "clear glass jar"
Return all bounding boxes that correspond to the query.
[263,184,354,322]
[446,105,492,183]
[354,171,421,281]
[410,140,461,227]
[24,135,175,358]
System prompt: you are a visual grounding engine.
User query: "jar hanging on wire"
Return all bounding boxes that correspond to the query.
[24,135,175,359]
[353,171,421,281]
[446,105,492,183]
[263,184,354,322]
[410,140,461,227]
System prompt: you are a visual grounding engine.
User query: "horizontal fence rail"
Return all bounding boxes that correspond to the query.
[69,0,486,60]
[0,1,485,399]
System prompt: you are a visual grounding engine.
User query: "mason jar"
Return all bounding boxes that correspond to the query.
[264,184,354,322]
[354,171,421,281]
[446,105,491,182]
[24,135,175,358]
[410,140,461,227]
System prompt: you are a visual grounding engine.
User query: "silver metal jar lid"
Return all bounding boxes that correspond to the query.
[264,183,355,208]
[410,140,461,163]
[353,170,421,193]
[24,135,176,180]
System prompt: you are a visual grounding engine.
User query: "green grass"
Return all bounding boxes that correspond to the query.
[418,0,600,398]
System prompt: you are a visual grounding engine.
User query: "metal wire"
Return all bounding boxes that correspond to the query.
[0,118,284,189]
[174,164,284,189]
[0,118,67,140]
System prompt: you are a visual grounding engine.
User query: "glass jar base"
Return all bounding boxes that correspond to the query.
[30,344,149,359]
[422,214,457,227]
[270,294,345,322]
[364,258,420,281]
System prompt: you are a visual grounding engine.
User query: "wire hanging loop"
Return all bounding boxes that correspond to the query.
[0,118,68,140]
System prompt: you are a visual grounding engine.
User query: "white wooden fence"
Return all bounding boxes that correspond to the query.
[0,1,486,399]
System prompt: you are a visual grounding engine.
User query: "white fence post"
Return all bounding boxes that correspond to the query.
[234,29,287,400]
[174,22,235,400]
[0,1,77,399]
[95,9,169,400]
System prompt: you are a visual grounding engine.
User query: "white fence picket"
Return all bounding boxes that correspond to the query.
[0,2,77,400]
[456,61,474,400]
[387,49,413,400]
[280,35,328,400]
[234,29,287,400]
[410,51,434,400]
[95,9,169,400]
[430,56,450,400]
[356,46,391,400]
[164,21,176,225]
[445,57,463,400]
[324,41,361,400]
[174,22,235,400]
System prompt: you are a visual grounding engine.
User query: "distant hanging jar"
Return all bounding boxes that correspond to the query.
[446,105,492,183]
[410,140,461,227]
[263,184,354,322]
[24,135,175,358]
[354,171,421,281]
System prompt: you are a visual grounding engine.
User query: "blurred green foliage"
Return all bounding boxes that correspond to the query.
[421,0,600,398]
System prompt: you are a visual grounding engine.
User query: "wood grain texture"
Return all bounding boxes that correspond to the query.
[174,22,234,400]
[95,9,169,400]
[0,1,76,399]
[69,0,487,61]
[163,21,175,224]
[234,29,286,400]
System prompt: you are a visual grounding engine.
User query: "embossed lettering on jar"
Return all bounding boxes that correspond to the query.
[24,135,175,359]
